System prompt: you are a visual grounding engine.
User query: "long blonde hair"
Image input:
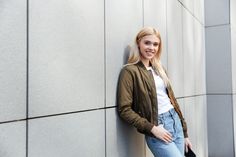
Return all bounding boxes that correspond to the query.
[127,27,170,86]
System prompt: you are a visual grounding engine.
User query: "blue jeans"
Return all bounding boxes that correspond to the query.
[145,108,184,157]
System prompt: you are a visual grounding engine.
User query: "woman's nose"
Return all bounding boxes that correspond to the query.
[148,44,154,49]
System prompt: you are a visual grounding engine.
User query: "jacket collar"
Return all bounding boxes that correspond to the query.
[136,60,155,71]
[136,61,146,70]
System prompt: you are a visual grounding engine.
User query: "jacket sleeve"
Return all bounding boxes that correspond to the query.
[117,68,154,134]
[172,97,188,138]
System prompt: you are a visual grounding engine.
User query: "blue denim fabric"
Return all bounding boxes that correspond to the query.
[145,108,184,157]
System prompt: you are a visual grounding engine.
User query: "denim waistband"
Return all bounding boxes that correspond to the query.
[158,108,176,119]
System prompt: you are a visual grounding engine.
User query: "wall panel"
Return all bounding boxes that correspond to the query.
[167,0,184,98]
[184,97,197,151]
[205,25,232,94]
[194,0,205,24]
[232,0,236,29]
[29,0,104,117]
[105,0,143,107]
[207,95,234,157]
[232,27,236,93]
[106,108,145,157]
[29,110,105,157]
[183,8,195,96]
[0,0,26,122]
[0,122,26,157]
[194,19,206,95]
[205,0,230,26]
[195,96,208,157]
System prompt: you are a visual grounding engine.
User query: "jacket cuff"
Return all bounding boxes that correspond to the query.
[184,131,188,138]
[144,122,154,134]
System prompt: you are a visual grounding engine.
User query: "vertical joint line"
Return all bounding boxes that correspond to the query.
[166,0,168,70]
[26,0,29,157]
[142,0,144,27]
[104,0,107,156]
[229,0,231,25]
[181,3,185,101]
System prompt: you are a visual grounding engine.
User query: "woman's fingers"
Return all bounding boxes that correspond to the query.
[184,138,192,152]
[159,128,172,143]
[163,131,172,143]
[151,125,173,143]
[185,144,189,152]
[166,131,172,138]
[162,138,169,143]
[163,136,171,143]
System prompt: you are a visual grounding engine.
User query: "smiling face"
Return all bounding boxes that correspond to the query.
[138,34,160,66]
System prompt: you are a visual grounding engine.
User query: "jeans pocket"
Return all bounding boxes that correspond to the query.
[158,117,164,125]
[174,114,184,134]
[162,117,175,135]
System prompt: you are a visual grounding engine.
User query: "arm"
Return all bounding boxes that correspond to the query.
[117,68,154,134]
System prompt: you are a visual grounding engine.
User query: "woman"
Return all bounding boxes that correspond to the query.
[117,27,192,157]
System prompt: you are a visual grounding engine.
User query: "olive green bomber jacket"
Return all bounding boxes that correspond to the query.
[117,61,188,138]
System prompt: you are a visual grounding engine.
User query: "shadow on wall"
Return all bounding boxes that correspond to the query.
[115,113,145,157]
[123,46,130,65]
[114,46,145,157]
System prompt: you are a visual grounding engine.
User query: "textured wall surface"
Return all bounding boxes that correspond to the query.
[0,0,208,157]
[231,0,236,156]
[161,0,207,157]
[205,0,235,156]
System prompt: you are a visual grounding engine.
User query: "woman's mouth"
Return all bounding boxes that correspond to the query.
[146,51,154,55]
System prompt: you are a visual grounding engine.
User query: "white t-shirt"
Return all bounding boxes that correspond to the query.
[146,67,173,114]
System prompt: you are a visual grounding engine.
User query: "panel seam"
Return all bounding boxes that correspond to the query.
[26,0,29,157]
[104,0,107,156]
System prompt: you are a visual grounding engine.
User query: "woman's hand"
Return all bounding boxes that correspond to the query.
[151,125,172,143]
[184,138,192,152]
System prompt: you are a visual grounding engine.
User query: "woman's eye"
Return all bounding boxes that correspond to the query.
[153,43,159,46]
[144,41,151,45]
[144,41,159,46]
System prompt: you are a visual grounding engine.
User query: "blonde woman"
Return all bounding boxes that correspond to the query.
[117,27,192,157]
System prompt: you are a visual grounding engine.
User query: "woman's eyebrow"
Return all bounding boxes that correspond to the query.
[144,40,159,44]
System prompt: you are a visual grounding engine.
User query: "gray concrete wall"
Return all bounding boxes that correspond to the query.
[0,0,207,157]
[147,0,208,157]
[205,0,235,157]
[232,0,236,156]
